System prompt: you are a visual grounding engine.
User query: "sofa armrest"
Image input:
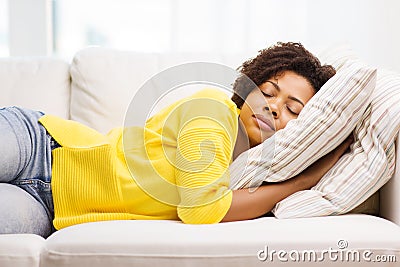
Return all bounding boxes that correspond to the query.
[380,131,400,225]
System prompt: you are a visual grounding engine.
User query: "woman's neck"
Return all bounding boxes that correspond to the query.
[233,118,251,161]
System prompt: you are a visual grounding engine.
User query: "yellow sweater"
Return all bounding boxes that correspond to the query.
[39,88,238,230]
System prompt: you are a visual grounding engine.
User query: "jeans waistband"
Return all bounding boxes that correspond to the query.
[48,134,61,150]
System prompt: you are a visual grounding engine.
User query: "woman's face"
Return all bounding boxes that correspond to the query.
[239,71,315,147]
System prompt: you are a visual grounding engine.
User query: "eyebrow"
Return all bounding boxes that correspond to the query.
[265,80,305,107]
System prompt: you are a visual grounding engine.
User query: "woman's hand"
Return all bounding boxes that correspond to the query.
[221,134,354,222]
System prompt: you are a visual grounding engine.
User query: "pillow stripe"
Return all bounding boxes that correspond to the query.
[274,93,371,173]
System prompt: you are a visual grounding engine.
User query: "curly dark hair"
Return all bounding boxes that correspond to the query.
[232,42,336,108]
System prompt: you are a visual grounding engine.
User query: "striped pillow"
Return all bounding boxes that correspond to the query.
[229,63,377,190]
[271,67,400,218]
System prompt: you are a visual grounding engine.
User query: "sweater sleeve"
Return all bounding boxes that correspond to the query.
[174,91,237,224]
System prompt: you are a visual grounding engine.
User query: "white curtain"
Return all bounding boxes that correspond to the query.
[53,0,308,59]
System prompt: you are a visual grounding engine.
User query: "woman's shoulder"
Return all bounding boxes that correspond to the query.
[188,88,237,111]
[191,88,232,101]
[144,87,239,134]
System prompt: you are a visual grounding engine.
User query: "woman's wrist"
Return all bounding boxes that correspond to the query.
[291,173,316,191]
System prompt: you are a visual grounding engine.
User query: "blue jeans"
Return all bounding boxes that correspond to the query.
[0,107,58,238]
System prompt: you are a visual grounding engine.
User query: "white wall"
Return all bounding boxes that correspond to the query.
[305,0,400,72]
[4,0,400,72]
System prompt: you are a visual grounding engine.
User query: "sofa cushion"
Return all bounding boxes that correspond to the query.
[69,47,250,133]
[0,57,70,118]
[40,215,400,267]
[70,48,159,134]
[0,234,45,267]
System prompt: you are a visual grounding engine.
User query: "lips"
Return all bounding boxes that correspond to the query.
[253,114,275,131]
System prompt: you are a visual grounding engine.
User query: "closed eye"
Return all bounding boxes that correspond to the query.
[260,91,272,97]
[286,105,299,115]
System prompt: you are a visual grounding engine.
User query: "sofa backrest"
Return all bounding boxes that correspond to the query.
[380,134,400,224]
[0,57,70,118]
[69,47,252,134]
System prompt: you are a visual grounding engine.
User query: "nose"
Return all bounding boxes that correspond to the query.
[265,103,278,118]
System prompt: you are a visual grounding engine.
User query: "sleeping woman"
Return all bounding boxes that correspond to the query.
[0,42,352,238]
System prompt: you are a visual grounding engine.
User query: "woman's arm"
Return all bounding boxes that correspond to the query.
[221,135,353,222]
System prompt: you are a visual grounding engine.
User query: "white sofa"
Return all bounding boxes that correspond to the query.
[0,47,399,267]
